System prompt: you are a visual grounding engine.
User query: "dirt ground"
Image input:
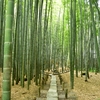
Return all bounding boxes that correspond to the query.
[0,69,39,100]
[0,69,100,100]
[61,72,100,100]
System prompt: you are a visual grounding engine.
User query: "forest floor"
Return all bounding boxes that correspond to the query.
[61,71,100,100]
[0,68,100,100]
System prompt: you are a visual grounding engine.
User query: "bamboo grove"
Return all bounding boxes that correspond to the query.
[0,0,100,99]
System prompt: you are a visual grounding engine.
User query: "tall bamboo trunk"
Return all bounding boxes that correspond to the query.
[2,0,14,99]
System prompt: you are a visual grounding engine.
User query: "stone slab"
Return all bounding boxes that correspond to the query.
[47,91,58,98]
[47,97,58,100]
[50,85,57,90]
[51,75,56,80]
[52,75,56,78]
[36,97,46,100]
[48,88,57,92]
[51,80,57,84]
[51,77,56,79]
[50,83,57,86]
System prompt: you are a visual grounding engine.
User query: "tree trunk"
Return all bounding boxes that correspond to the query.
[2,0,14,99]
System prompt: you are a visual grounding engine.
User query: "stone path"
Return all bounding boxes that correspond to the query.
[37,74,77,100]
[47,75,58,100]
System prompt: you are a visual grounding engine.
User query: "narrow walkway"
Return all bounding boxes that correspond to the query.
[47,75,58,100]
[37,74,77,100]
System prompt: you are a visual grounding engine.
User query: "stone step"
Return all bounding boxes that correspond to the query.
[48,88,57,92]
[51,75,56,80]
[50,80,57,84]
[47,75,58,100]
[47,91,58,98]
[50,85,57,90]
[47,97,58,100]
[50,83,57,86]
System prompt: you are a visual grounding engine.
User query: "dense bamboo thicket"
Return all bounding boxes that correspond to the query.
[0,0,100,100]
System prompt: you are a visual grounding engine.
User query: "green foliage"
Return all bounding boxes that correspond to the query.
[1,0,100,97]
